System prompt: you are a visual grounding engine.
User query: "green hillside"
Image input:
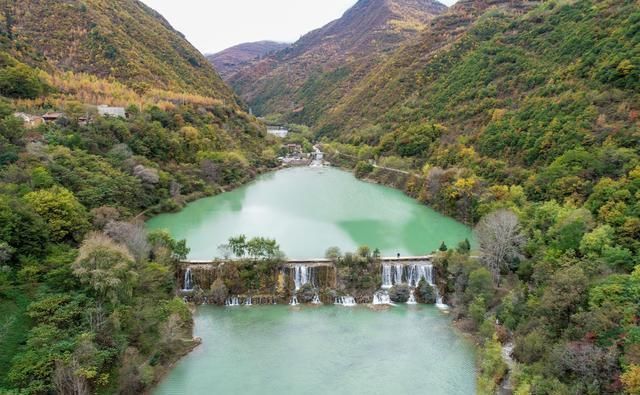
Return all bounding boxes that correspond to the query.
[0,1,281,393]
[315,1,640,392]
[8,0,237,102]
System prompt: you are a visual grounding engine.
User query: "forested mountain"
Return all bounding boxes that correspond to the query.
[0,1,280,393]
[314,0,640,393]
[207,41,290,80]
[228,0,447,123]
[8,0,237,101]
[0,0,639,393]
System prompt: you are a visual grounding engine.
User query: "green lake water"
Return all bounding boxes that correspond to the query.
[154,305,476,395]
[146,167,473,259]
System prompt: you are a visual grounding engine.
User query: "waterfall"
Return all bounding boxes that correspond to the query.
[312,294,322,305]
[183,268,194,291]
[407,290,417,305]
[310,146,325,167]
[393,264,404,285]
[244,296,252,306]
[334,296,357,306]
[435,292,448,310]
[290,296,299,306]
[379,261,443,305]
[381,265,393,289]
[383,262,434,289]
[293,265,315,290]
[382,264,408,288]
[407,263,434,287]
[225,296,241,306]
[372,291,392,305]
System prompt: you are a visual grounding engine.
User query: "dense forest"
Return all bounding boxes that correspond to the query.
[0,0,639,393]
[311,0,640,393]
[0,63,279,394]
[0,1,280,393]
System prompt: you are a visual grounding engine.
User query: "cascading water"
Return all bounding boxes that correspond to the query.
[435,293,448,310]
[382,265,393,289]
[393,264,404,285]
[293,265,315,290]
[372,291,392,305]
[183,268,194,291]
[334,296,357,306]
[379,261,441,306]
[244,297,252,306]
[406,263,434,287]
[407,290,417,305]
[312,294,321,305]
[225,296,240,306]
[382,264,409,288]
[290,296,299,306]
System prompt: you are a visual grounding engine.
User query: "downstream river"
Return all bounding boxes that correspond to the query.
[147,167,473,259]
[154,305,476,395]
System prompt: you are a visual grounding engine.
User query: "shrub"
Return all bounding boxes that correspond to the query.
[477,335,508,394]
[23,187,89,243]
[466,267,493,303]
[416,279,436,304]
[622,365,640,395]
[354,161,373,178]
[296,283,317,303]
[104,221,150,262]
[325,246,342,261]
[210,278,228,305]
[389,284,410,303]
[514,329,548,364]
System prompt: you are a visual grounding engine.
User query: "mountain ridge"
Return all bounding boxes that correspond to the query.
[207,41,290,80]
[227,0,448,121]
[9,0,237,102]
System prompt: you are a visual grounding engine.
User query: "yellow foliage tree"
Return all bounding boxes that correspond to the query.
[622,365,640,394]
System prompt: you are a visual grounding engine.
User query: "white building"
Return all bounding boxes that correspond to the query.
[97,105,126,118]
[267,126,288,138]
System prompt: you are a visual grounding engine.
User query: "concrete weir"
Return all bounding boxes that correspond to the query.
[182,256,436,266]
[178,256,436,294]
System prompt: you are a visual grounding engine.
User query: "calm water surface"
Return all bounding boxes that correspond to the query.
[154,305,476,395]
[146,167,473,259]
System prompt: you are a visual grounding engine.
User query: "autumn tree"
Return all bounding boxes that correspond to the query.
[622,365,640,395]
[474,209,526,281]
[72,233,137,303]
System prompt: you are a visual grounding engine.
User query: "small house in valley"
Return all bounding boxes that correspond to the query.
[42,112,65,123]
[286,144,302,154]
